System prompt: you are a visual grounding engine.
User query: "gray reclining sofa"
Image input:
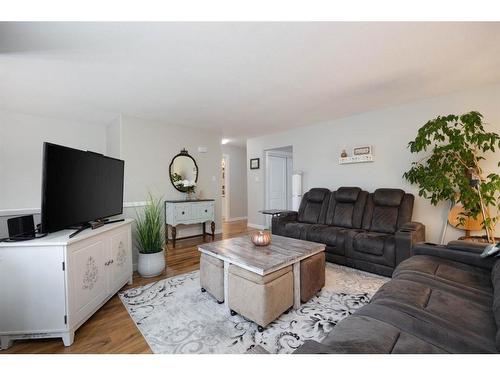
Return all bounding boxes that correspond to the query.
[272,187,425,276]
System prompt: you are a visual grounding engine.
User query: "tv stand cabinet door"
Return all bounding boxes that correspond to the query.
[109,227,132,293]
[67,238,108,328]
[0,245,67,335]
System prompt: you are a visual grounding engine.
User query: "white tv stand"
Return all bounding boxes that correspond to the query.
[0,219,133,350]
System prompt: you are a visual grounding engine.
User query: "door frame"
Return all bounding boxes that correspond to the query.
[222,153,230,220]
[265,149,293,213]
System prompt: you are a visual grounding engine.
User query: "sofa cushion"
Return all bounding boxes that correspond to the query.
[308,188,329,202]
[393,255,493,295]
[492,260,500,351]
[284,222,311,239]
[306,225,340,247]
[353,303,497,353]
[371,279,496,340]
[319,314,447,353]
[362,189,414,234]
[297,188,330,224]
[373,188,405,207]
[335,187,360,203]
[331,203,356,228]
[324,188,368,229]
[353,232,394,257]
[370,206,399,234]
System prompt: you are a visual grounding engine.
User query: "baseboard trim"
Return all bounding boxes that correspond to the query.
[123,201,148,208]
[247,222,266,230]
[0,208,41,217]
[224,216,247,222]
[0,201,145,217]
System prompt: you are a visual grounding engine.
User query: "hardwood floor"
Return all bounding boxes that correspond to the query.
[1,220,256,354]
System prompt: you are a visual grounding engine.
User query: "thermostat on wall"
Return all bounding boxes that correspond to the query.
[198,146,208,153]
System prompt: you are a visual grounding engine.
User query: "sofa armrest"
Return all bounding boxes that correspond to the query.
[411,240,496,270]
[272,211,298,235]
[395,221,426,266]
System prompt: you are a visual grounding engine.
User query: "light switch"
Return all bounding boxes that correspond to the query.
[255,176,260,182]
[212,176,216,181]
[198,146,208,153]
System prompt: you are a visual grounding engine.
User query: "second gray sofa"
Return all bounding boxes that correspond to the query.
[294,241,500,353]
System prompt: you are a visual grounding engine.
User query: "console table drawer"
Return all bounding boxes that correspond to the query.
[197,203,214,221]
[174,204,191,220]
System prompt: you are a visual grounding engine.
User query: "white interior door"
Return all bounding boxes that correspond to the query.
[267,155,287,210]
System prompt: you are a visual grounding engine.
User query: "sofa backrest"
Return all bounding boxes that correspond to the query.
[297,188,331,224]
[492,260,500,351]
[324,187,368,228]
[361,188,414,234]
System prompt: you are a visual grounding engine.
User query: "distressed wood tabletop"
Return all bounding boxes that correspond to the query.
[198,234,325,275]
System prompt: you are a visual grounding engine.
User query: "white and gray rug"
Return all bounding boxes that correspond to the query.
[119,263,388,354]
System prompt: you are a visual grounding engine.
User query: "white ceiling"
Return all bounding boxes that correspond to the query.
[1,22,500,144]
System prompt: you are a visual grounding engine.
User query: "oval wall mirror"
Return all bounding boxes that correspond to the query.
[169,149,199,192]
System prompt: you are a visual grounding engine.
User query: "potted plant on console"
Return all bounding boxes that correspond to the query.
[136,193,166,277]
[404,111,500,243]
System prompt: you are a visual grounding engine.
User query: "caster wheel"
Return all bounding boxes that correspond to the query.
[230,310,237,316]
[217,300,224,304]
[257,326,265,333]
[201,288,206,293]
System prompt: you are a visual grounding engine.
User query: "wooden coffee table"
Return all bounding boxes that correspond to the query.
[198,235,325,310]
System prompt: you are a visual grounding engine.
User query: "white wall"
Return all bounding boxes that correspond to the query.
[221,144,248,220]
[119,116,223,265]
[247,83,500,243]
[0,110,107,237]
[106,115,122,159]
[0,110,107,210]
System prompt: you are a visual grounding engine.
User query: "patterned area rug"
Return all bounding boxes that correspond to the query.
[119,263,388,354]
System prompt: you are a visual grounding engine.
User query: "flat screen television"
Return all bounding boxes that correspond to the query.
[41,142,125,234]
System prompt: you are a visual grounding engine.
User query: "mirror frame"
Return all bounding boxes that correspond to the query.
[169,149,199,192]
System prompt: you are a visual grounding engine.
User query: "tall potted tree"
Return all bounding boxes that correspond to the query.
[136,193,166,277]
[404,111,500,243]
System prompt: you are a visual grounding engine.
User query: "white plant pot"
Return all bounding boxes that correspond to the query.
[138,250,166,278]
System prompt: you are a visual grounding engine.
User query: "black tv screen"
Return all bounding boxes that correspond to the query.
[41,142,125,233]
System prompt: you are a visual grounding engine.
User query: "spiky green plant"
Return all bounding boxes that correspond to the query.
[136,193,164,254]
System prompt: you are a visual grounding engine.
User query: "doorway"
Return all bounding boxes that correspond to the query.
[221,154,230,221]
[265,146,293,227]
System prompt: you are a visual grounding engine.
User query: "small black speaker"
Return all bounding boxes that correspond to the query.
[7,215,35,238]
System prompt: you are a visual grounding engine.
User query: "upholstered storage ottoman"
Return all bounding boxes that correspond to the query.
[200,253,224,303]
[228,264,294,328]
[300,252,325,302]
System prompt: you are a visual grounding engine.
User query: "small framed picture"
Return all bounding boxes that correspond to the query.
[353,145,372,156]
[250,158,260,170]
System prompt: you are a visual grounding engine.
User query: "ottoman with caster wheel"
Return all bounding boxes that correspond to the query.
[200,253,224,303]
[228,264,293,328]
